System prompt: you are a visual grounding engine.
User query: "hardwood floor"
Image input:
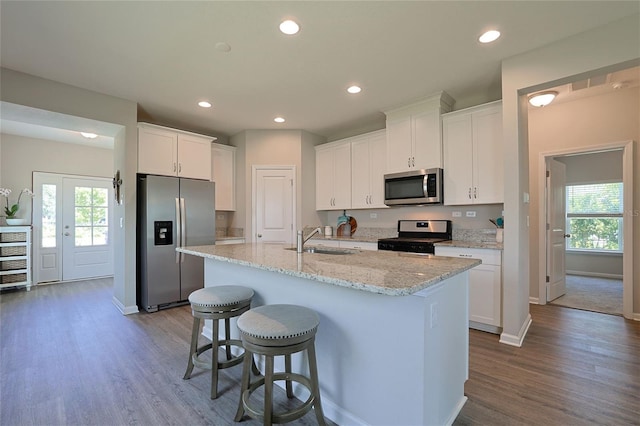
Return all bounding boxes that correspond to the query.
[455,304,640,425]
[2,279,638,425]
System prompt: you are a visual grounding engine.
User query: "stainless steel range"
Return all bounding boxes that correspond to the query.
[378,220,452,254]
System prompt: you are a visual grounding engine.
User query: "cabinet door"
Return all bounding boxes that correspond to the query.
[469,264,501,326]
[351,136,371,209]
[443,114,473,205]
[368,132,387,208]
[473,107,503,204]
[211,144,236,211]
[138,126,178,176]
[413,109,442,170]
[386,117,412,173]
[177,134,212,180]
[316,146,335,210]
[332,143,352,209]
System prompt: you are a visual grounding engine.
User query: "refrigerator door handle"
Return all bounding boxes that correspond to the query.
[175,197,181,263]
[180,197,187,262]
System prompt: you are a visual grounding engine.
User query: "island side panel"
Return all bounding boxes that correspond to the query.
[204,258,468,426]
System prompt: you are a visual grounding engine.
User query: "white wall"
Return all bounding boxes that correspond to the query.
[0,133,113,222]
[502,14,640,335]
[0,68,138,314]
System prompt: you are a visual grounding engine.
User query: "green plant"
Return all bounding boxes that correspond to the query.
[1,188,35,218]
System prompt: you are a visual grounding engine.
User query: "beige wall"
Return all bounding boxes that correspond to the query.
[0,133,113,221]
[231,129,325,241]
[528,87,637,287]
[0,68,138,313]
[502,13,639,333]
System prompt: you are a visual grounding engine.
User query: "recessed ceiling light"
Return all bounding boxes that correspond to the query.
[198,101,212,108]
[479,30,501,43]
[279,20,300,35]
[274,117,285,123]
[80,132,98,139]
[214,42,231,53]
[528,91,558,107]
[347,85,362,94]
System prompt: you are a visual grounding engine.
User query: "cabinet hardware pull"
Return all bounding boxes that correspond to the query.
[468,188,472,199]
[174,163,177,172]
[474,187,477,199]
[407,157,411,167]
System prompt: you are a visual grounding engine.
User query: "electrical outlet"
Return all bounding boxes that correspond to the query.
[370,213,377,219]
[452,211,462,217]
[466,211,476,217]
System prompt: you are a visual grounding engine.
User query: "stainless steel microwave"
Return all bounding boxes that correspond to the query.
[384,168,443,206]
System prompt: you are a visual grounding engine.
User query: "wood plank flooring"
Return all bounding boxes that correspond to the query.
[2,279,639,425]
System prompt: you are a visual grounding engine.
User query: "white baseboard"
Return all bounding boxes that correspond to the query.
[499,314,532,347]
[566,271,623,280]
[529,297,540,304]
[631,312,640,321]
[445,396,468,426]
[112,296,139,315]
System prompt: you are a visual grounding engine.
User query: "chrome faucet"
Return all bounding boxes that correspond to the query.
[297,227,322,253]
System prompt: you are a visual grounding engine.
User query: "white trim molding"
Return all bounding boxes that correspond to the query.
[112,295,139,315]
[529,297,540,304]
[500,314,532,347]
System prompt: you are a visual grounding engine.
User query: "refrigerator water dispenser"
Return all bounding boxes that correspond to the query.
[154,221,173,245]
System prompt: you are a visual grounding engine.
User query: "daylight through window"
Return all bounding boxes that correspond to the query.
[566,182,623,252]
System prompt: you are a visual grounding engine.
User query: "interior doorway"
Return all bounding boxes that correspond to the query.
[538,142,633,319]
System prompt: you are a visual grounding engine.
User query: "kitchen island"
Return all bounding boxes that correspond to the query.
[178,243,479,426]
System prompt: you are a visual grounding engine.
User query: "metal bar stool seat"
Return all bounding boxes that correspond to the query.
[183,285,254,399]
[234,304,326,426]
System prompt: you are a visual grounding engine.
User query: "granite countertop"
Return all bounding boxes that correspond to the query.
[216,236,246,241]
[177,243,479,296]
[435,240,504,250]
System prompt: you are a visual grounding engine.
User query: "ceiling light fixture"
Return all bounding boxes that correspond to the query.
[528,91,558,107]
[80,132,98,139]
[478,30,501,43]
[347,85,362,94]
[274,117,285,123]
[279,20,300,35]
[198,101,212,108]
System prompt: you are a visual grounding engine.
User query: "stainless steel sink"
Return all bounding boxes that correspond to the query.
[285,247,355,255]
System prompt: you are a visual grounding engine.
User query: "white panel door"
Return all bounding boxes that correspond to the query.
[62,178,114,280]
[255,168,294,244]
[546,158,567,302]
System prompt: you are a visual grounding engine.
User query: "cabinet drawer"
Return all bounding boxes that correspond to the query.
[339,241,378,251]
[435,246,501,266]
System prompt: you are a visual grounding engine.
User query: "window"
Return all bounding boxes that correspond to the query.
[74,187,109,247]
[41,184,57,248]
[566,182,623,252]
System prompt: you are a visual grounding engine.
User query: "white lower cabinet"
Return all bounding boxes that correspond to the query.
[435,246,501,333]
[310,239,377,251]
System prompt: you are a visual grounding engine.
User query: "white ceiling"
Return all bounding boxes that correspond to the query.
[0,1,638,143]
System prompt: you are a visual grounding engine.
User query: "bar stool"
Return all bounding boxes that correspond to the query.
[234,304,326,426]
[183,285,254,399]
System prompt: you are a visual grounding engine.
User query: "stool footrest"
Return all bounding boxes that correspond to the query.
[241,372,316,424]
[191,339,245,370]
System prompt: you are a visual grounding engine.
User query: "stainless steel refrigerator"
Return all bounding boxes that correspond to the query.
[137,174,215,312]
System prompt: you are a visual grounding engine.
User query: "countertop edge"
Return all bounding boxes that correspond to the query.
[178,245,480,296]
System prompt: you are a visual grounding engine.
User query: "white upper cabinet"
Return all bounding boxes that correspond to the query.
[211,143,236,211]
[138,123,214,180]
[351,130,387,209]
[316,141,351,210]
[384,92,454,174]
[443,100,503,205]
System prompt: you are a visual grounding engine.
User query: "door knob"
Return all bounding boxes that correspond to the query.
[563,234,571,238]
[64,232,70,236]
[257,234,262,238]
